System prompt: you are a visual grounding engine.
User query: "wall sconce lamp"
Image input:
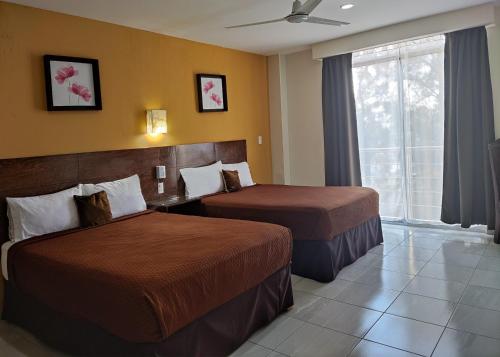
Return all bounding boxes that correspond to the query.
[146,109,167,136]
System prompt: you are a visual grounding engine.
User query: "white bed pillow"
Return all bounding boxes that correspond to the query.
[180,161,224,198]
[82,174,146,219]
[222,162,255,187]
[6,185,82,242]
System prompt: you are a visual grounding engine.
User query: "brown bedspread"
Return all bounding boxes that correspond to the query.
[202,184,379,241]
[7,211,292,343]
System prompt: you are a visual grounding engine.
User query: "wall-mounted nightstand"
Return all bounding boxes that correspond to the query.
[147,195,203,215]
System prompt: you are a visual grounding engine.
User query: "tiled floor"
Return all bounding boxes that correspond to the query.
[230,224,500,357]
[0,224,499,356]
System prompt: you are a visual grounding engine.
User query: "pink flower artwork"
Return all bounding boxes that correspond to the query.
[54,66,79,84]
[210,93,222,106]
[203,80,215,94]
[197,74,226,111]
[68,83,92,102]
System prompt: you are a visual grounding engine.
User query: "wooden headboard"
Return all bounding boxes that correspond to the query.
[0,140,247,243]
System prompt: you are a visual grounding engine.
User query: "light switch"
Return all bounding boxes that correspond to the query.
[158,182,164,194]
[156,165,166,179]
[258,136,263,145]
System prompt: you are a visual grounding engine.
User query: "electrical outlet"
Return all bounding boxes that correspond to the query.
[158,182,164,194]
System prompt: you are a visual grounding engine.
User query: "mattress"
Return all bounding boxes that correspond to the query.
[6,211,292,343]
[202,184,380,241]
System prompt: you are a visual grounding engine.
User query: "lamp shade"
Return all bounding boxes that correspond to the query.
[146,109,167,135]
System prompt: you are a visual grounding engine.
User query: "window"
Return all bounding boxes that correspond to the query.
[352,36,445,223]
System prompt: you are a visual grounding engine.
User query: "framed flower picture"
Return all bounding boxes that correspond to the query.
[196,74,228,112]
[43,55,102,111]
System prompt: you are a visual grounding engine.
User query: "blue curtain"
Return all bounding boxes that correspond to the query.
[441,26,496,229]
[322,53,362,186]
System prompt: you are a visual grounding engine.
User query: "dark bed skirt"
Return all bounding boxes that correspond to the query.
[2,265,293,357]
[292,215,383,282]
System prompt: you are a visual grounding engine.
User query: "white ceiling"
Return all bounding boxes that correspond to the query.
[6,0,496,55]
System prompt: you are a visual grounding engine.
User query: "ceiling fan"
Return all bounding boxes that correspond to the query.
[226,0,349,29]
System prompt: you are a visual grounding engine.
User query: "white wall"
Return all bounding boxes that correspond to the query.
[312,4,495,59]
[488,7,500,139]
[267,55,290,184]
[284,50,324,186]
[269,6,500,186]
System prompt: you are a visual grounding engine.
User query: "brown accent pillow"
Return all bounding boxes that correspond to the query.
[222,170,242,192]
[74,191,112,227]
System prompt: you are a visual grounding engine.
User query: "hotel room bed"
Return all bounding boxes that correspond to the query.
[201,184,383,282]
[2,211,293,356]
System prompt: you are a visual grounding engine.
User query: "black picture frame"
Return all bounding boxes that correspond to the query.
[43,55,102,111]
[196,74,228,112]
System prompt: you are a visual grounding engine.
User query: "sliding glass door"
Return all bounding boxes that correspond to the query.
[352,36,445,223]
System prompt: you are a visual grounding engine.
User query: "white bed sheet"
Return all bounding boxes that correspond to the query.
[1,240,14,280]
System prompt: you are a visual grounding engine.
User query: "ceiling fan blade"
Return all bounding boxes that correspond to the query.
[305,16,349,26]
[298,0,322,14]
[225,18,285,29]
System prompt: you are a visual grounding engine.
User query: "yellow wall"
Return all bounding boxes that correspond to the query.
[0,2,272,182]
